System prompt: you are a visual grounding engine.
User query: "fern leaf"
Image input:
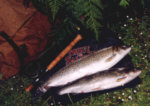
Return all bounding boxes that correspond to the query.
[119,0,129,8]
[84,0,103,40]
[48,0,63,21]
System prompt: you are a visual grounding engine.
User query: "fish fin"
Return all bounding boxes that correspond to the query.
[116,76,127,82]
[31,86,54,102]
[105,54,116,62]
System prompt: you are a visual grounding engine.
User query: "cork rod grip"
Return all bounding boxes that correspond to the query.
[47,34,82,70]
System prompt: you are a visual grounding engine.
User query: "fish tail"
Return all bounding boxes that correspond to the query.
[31,86,58,102]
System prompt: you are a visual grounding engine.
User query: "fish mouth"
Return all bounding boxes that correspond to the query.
[121,45,130,49]
[121,46,131,55]
[133,69,142,76]
[122,45,131,52]
[115,45,131,55]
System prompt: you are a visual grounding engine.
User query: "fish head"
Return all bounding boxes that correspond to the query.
[113,45,131,56]
[125,68,141,79]
[115,68,141,85]
[105,45,131,63]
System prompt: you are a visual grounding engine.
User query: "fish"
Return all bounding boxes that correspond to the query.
[37,45,131,93]
[57,68,141,95]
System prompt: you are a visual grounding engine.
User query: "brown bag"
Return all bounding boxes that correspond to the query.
[0,0,51,80]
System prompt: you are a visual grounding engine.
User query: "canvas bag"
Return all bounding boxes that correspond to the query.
[0,0,51,79]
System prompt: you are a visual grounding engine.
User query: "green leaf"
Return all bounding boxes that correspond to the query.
[83,0,103,40]
[48,0,63,21]
[119,0,129,8]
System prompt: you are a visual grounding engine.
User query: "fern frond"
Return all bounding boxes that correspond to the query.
[83,0,103,40]
[51,17,77,46]
[66,0,103,40]
[119,0,129,8]
[48,0,63,21]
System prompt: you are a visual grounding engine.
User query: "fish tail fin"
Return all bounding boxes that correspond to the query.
[31,88,57,104]
[33,86,62,100]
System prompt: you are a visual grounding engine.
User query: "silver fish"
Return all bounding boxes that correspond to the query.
[58,68,141,95]
[38,45,131,93]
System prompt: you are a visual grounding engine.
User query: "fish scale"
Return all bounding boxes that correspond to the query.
[37,45,131,93]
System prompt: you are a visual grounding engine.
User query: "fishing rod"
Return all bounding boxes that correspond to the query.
[25,33,82,92]
[25,5,90,92]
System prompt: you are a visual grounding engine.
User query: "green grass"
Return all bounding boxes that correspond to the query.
[0,11,150,106]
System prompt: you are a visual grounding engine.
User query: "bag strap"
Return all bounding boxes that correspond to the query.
[0,31,24,74]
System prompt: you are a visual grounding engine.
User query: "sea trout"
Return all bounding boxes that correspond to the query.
[58,68,141,95]
[37,45,131,93]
